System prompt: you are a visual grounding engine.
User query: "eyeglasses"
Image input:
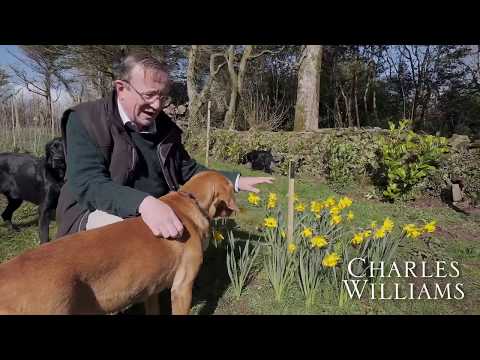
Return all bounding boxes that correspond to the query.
[121,79,169,105]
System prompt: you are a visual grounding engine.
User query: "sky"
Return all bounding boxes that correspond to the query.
[0,45,35,81]
[0,45,23,68]
[0,45,72,105]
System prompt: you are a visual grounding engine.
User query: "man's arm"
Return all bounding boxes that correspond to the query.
[65,112,149,217]
[178,143,273,193]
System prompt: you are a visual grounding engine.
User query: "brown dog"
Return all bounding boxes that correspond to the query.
[0,171,238,315]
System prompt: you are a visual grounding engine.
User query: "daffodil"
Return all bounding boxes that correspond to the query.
[295,202,305,212]
[310,200,323,213]
[287,243,297,254]
[403,223,415,234]
[330,214,342,226]
[267,199,277,209]
[322,252,341,268]
[323,196,336,208]
[302,227,313,238]
[347,211,354,221]
[424,221,436,233]
[268,192,277,202]
[264,217,278,228]
[330,206,341,216]
[383,218,394,232]
[410,229,422,238]
[363,230,372,238]
[352,232,364,246]
[338,196,353,210]
[213,231,224,242]
[311,235,328,249]
[403,224,422,238]
[371,221,377,229]
[374,227,386,239]
[267,193,277,208]
[248,192,261,206]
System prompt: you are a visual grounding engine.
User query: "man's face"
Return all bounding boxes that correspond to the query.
[115,64,170,130]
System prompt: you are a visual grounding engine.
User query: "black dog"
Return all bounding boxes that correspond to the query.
[240,149,281,174]
[0,137,66,243]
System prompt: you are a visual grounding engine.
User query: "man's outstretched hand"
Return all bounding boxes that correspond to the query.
[237,176,274,193]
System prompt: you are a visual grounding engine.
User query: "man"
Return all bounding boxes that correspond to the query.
[56,52,273,240]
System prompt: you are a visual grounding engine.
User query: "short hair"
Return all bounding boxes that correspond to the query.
[112,51,170,81]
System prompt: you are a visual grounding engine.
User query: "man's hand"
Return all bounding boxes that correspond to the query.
[138,196,184,238]
[237,176,274,193]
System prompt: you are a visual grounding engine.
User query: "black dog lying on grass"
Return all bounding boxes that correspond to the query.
[240,149,282,174]
[0,138,66,243]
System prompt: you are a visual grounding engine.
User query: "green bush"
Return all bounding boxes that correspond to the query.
[183,125,479,202]
[325,141,361,192]
[378,120,449,201]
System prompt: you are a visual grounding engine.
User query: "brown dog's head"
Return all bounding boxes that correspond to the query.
[180,171,239,221]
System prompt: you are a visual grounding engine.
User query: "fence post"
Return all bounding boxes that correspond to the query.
[287,160,295,245]
[205,101,211,167]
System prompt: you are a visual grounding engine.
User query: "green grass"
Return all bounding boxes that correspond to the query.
[1,152,479,315]
[0,127,58,156]
[190,154,480,315]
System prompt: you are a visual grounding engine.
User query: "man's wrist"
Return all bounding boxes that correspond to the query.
[234,174,240,192]
[138,195,154,214]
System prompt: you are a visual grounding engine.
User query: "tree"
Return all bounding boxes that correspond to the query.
[186,45,227,127]
[53,45,178,99]
[9,46,71,137]
[294,45,323,131]
[223,45,286,130]
[0,68,11,101]
[384,45,469,129]
[55,45,133,98]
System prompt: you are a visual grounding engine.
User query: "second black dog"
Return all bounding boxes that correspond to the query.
[0,138,66,243]
[241,149,281,174]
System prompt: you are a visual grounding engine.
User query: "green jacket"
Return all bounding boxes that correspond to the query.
[55,91,239,238]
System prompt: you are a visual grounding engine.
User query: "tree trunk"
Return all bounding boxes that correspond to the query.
[45,79,54,138]
[224,46,238,130]
[294,45,322,131]
[186,45,199,104]
[419,87,432,127]
[225,45,254,130]
[410,87,419,125]
[353,67,360,127]
[187,46,225,128]
[372,79,378,121]
[14,96,19,130]
[11,97,16,149]
[339,84,352,127]
[334,90,343,127]
[237,45,253,97]
[363,74,370,122]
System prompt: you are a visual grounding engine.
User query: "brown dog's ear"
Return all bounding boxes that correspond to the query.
[213,198,239,218]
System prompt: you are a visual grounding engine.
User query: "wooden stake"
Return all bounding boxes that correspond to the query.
[205,101,211,167]
[287,160,295,244]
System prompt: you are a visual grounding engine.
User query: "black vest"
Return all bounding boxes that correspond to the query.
[55,91,184,238]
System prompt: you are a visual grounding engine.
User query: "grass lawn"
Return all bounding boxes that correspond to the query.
[1,154,479,315]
